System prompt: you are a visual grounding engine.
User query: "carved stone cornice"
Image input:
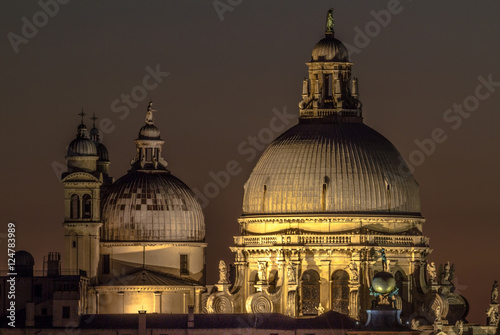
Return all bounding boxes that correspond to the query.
[100,241,207,248]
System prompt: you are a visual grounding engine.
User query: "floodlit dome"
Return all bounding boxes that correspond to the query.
[101,102,205,242]
[242,119,421,216]
[311,36,349,62]
[102,171,205,241]
[67,124,97,156]
[95,142,109,161]
[139,124,161,139]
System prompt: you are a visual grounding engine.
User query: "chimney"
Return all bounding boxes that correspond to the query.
[187,306,194,328]
[47,252,61,277]
[138,310,147,335]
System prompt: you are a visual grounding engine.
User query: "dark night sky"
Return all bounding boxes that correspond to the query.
[1,0,499,323]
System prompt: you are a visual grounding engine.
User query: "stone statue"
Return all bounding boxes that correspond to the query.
[315,303,325,315]
[145,101,156,125]
[492,280,498,304]
[486,304,499,326]
[377,248,388,272]
[257,262,267,282]
[345,262,358,282]
[427,262,437,283]
[410,319,420,330]
[442,261,451,283]
[218,260,228,284]
[455,320,464,335]
[287,263,296,283]
[450,263,455,283]
[325,9,334,33]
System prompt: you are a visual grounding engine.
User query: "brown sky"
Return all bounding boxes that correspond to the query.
[0,0,499,323]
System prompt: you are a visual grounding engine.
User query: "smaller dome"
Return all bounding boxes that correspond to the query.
[311,36,349,62]
[15,250,34,266]
[139,124,161,139]
[90,126,99,139]
[96,142,109,161]
[68,137,97,156]
[15,250,34,277]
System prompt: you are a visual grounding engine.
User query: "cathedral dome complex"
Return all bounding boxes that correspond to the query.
[61,102,207,314]
[205,10,470,322]
[242,121,421,216]
[101,171,205,241]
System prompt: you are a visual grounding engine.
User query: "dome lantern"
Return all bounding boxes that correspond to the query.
[301,9,361,120]
[130,101,169,171]
[66,110,98,173]
[90,112,111,175]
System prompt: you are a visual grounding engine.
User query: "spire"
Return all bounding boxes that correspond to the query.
[78,109,86,125]
[325,8,334,37]
[90,113,100,143]
[91,112,98,128]
[77,109,89,138]
[145,101,156,125]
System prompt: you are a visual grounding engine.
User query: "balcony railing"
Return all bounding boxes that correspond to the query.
[234,234,428,247]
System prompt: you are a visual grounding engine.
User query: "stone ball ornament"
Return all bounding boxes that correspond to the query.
[372,271,397,294]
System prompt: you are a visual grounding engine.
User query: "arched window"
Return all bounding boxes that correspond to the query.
[268,269,278,293]
[332,270,349,315]
[395,270,409,314]
[70,194,79,219]
[301,270,320,315]
[82,194,92,219]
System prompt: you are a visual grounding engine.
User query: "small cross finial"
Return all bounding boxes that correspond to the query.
[90,112,98,127]
[78,109,86,125]
[326,8,334,36]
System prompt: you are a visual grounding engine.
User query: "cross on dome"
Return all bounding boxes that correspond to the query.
[78,109,86,125]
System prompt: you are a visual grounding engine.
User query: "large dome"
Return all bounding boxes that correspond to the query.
[102,171,205,242]
[242,119,421,216]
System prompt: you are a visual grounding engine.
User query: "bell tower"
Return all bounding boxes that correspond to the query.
[61,110,104,279]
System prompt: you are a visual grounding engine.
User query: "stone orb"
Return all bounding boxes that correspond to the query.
[372,271,396,294]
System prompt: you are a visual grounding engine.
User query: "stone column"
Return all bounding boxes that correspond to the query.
[117,291,125,314]
[154,292,162,314]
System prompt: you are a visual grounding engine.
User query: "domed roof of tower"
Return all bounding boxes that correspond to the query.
[311,36,349,62]
[311,9,350,62]
[101,101,205,242]
[67,114,97,157]
[139,124,161,139]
